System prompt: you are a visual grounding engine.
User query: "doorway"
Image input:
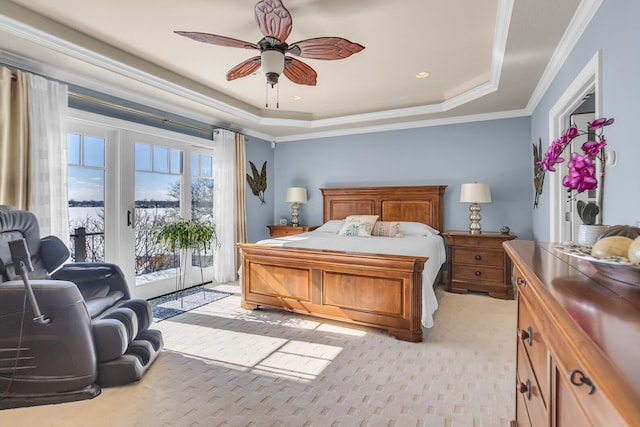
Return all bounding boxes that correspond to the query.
[547,51,602,242]
[67,112,216,300]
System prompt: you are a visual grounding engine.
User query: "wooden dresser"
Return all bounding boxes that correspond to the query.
[442,231,517,299]
[503,240,640,426]
[267,225,318,238]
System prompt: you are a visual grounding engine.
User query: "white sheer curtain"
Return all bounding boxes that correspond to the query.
[213,129,236,282]
[28,74,69,243]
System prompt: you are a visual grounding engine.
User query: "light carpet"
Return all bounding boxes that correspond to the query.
[0,283,517,427]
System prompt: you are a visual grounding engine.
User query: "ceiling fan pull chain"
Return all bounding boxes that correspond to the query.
[277,83,280,109]
[265,82,269,108]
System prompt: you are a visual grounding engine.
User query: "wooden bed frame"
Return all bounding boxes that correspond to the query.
[237,185,447,342]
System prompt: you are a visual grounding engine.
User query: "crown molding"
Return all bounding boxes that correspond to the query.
[525,0,604,115]
[274,109,530,142]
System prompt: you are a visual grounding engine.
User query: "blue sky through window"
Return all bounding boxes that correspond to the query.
[67,136,185,202]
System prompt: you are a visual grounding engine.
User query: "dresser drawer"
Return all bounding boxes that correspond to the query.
[455,248,504,267]
[518,294,549,406]
[452,265,504,283]
[517,340,547,427]
[551,332,629,427]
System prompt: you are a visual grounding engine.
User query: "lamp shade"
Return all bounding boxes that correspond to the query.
[286,187,308,203]
[261,49,285,86]
[460,183,492,203]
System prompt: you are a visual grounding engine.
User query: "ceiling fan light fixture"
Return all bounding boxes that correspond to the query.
[261,49,285,87]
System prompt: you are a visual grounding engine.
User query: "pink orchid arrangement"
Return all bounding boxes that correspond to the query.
[539,117,614,192]
[538,117,614,224]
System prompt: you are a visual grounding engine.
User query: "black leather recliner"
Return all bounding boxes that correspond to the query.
[0,206,163,409]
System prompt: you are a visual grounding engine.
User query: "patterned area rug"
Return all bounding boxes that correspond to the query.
[149,286,232,322]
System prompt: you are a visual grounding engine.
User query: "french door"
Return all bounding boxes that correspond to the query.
[67,113,215,300]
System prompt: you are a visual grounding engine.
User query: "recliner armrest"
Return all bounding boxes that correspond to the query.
[52,263,131,299]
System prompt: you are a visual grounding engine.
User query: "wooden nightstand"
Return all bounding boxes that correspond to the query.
[442,231,517,300]
[267,225,319,238]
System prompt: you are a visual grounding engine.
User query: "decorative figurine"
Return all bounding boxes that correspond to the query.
[500,226,510,235]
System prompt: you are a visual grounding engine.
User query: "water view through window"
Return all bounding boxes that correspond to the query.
[67,133,215,287]
[67,133,105,262]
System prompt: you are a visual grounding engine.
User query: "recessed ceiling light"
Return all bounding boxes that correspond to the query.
[291,95,302,101]
[416,71,430,79]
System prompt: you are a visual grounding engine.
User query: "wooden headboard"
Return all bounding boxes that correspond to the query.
[320,185,447,232]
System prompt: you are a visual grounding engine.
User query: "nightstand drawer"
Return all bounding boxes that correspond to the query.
[448,235,507,249]
[452,265,504,283]
[267,225,318,238]
[274,227,304,237]
[455,248,504,267]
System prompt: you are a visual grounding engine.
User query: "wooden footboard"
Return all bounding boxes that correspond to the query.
[238,243,428,342]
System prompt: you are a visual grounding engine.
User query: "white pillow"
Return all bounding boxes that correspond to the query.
[314,220,345,233]
[398,221,440,236]
[337,215,379,237]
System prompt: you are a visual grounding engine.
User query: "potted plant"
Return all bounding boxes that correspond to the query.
[153,218,218,305]
[576,200,608,244]
[538,117,614,244]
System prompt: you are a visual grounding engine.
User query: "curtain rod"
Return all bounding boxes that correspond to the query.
[68,91,219,136]
[10,71,224,138]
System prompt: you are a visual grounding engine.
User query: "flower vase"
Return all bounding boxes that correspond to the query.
[577,225,609,245]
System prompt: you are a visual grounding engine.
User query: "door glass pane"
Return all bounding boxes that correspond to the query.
[67,133,81,165]
[83,136,105,167]
[153,146,169,173]
[135,143,182,284]
[67,133,105,262]
[170,149,182,174]
[135,143,152,171]
[191,153,214,268]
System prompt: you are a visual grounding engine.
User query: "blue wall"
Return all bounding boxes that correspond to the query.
[245,137,275,243]
[255,117,533,242]
[531,0,640,240]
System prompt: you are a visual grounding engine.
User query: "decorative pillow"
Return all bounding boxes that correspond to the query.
[371,221,403,237]
[399,221,440,236]
[337,215,379,237]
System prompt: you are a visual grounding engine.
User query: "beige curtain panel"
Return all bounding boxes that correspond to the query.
[0,67,31,209]
[234,133,248,276]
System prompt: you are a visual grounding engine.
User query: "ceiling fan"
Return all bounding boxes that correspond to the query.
[175,0,365,87]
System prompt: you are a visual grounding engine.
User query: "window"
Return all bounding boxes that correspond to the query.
[67,132,106,262]
[134,142,183,278]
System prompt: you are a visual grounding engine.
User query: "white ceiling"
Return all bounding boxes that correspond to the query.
[1,0,588,141]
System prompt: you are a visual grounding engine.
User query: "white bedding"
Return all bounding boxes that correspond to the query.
[254,226,446,329]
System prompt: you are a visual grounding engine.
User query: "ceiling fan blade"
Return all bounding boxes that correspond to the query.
[288,37,365,60]
[226,57,262,81]
[283,58,317,86]
[174,31,257,49]
[254,0,293,44]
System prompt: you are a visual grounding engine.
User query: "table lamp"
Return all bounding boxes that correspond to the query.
[460,183,492,234]
[286,187,307,227]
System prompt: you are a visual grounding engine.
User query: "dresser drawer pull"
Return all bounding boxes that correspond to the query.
[517,379,532,400]
[474,271,481,276]
[518,326,533,346]
[569,370,595,395]
[474,254,482,261]
[516,277,526,287]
